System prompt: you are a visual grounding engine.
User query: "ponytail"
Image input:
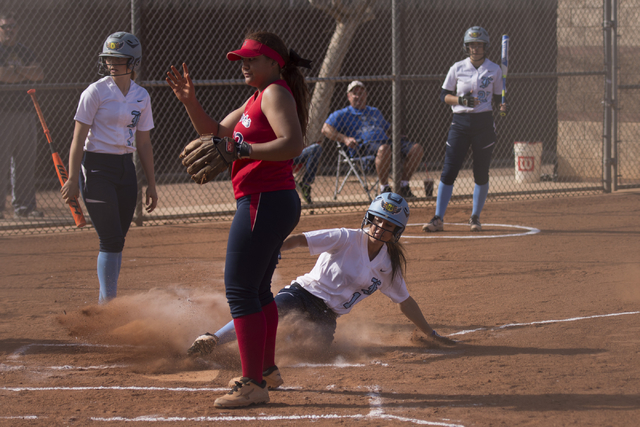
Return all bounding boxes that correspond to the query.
[281,59,310,138]
[246,32,312,139]
[386,239,407,281]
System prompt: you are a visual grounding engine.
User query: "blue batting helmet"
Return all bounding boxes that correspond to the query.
[361,192,410,242]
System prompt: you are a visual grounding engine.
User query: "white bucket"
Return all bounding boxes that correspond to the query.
[514,142,543,183]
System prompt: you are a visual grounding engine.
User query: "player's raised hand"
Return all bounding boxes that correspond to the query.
[166,63,195,105]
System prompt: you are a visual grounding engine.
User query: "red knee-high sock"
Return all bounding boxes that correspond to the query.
[262,300,279,370]
[234,311,266,383]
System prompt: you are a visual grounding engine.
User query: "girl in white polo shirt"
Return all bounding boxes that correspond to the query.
[187,192,455,390]
[60,32,157,304]
[424,26,508,233]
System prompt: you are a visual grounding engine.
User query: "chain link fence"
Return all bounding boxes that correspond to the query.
[1,0,634,236]
[616,0,640,190]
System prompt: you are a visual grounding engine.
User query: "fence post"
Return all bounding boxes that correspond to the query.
[611,0,618,191]
[602,0,612,193]
[131,0,144,225]
[391,0,402,192]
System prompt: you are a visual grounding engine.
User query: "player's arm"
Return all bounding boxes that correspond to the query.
[60,121,90,203]
[493,94,508,115]
[322,123,357,148]
[249,83,303,161]
[280,233,309,252]
[135,130,158,213]
[441,88,477,107]
[399,296,455,345]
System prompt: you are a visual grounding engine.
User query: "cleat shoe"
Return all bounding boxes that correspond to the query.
[214,377,269,408]
[469,215,482,232]
[14,209,44,219]
[187,332,219,357]
[398,185,416,199]
[299,183,312,204]
[228,365,284,390]
[381,185,392,194]
[422,215,444,232]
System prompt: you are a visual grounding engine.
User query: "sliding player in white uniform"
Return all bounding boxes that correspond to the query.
[187,192,455,390]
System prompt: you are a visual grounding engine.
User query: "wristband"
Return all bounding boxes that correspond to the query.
[236,141,252,159]
[458,96,464,106]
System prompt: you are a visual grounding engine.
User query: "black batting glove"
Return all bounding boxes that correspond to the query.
[458,92,475,108]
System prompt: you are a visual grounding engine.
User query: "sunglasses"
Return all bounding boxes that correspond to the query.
[1,24,17,30]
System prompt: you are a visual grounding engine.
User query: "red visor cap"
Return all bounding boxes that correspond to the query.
[227,39,285,68]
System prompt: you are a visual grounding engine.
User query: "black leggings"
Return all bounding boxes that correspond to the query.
[80,152,137,253]
[275,283,338,347]
[224,190,300,317]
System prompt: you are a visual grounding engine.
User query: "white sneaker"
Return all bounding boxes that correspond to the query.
[187,332,219,357]
[214,377,269,408]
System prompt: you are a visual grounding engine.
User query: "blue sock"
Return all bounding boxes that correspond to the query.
[97,251,121,304]
[472,183,489,217]
[215,320,237,346]
[116,252,122,277]
[435,183,453,218]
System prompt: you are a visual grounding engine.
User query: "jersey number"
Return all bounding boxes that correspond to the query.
[342,277,381,309]
[128,110,141,128]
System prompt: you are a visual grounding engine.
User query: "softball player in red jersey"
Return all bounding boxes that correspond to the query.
[61,32,157,304]
[424,26,508,233]
[166,32,312,408]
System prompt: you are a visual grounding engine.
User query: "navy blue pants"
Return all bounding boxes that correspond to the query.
[225,189,301,318]
[275,282,338,347]
[441,112,496,186]
[80,152,137,253]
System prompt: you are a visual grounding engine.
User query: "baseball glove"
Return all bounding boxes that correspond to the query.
[179,135,237,184]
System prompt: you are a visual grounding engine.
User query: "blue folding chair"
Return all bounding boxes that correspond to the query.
[333,140,379,202]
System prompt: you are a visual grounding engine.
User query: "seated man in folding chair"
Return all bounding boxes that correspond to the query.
[321,80,423,198]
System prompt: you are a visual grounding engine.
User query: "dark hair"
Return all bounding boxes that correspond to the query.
[245,31,310,138]
[386,239,407,281]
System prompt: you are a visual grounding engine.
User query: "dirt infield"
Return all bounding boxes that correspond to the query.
[1,191,639,426]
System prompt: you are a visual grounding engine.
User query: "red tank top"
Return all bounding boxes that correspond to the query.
[231,80,296,198]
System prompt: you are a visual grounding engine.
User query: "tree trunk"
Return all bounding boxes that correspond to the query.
[307,0,375,144]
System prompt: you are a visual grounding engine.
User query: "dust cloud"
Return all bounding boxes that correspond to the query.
[56,286,235,372]
[57,286,419,373]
